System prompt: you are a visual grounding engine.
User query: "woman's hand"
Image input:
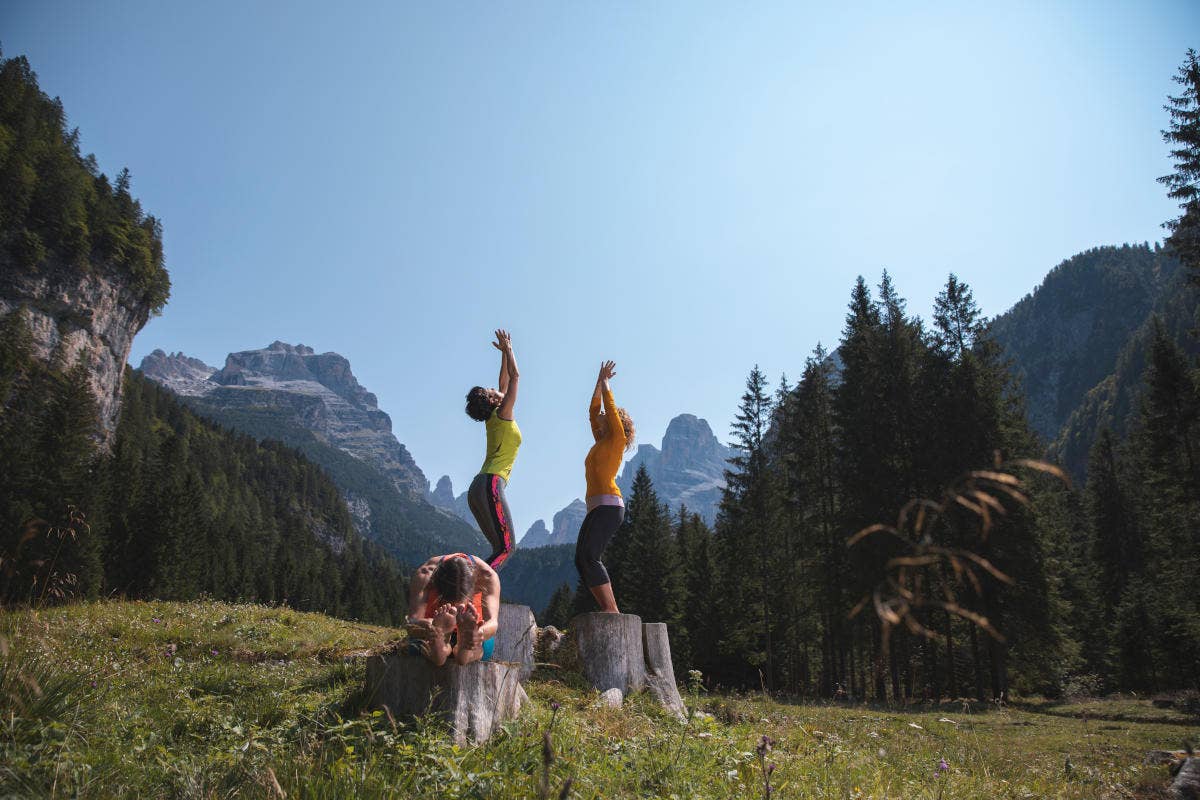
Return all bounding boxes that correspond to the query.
[598,360,617,382]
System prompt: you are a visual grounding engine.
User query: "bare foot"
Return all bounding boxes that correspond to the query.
[453,603,483,665]
[456,603,480,645]
[432,604,457,635]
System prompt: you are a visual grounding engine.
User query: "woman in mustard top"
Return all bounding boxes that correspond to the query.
[575,360,635,612]
[464,329,522,570]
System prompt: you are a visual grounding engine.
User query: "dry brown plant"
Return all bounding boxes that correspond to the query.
[847,456,1068,653]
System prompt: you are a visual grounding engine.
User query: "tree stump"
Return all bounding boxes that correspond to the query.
[643,622,686,720]
[572,612,646,698]
[1172,756,1200,799]
[495,603,536,681]
[570,612,685,719]
[365,652,527,744]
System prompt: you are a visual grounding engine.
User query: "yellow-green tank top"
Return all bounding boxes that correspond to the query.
[480,408,522,482]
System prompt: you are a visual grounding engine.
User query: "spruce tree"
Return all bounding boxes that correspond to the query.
[1159,49,1200,280]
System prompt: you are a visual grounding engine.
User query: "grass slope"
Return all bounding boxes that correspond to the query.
[3,601,1196,798]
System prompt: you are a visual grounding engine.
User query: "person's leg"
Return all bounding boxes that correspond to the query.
[575,506,624,612]
[452,604,484,665]
[480,475,515,570]
[425,605,457,666]
[467,473,502,558]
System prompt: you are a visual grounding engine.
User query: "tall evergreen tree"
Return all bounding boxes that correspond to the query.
[1159,49,1200,280]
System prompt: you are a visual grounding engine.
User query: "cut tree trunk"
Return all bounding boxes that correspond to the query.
[643,622,686,720]
[572,612,646,698]
[495,603,536,681]
[570,612,685,719]
[365,651,527,744]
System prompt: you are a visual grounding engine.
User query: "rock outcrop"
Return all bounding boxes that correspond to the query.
[550,499,588,545]
[1,257,156,448]
[520,519,552,548]
[141,342,429,497]
[617,413,732,524]
[428,475,479,530]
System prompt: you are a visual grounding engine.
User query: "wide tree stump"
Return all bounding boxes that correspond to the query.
[572,612,646,697]
[365,652,527,744]
[570,613,685,719]
[495,603,536,680]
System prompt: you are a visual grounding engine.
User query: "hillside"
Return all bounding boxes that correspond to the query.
[3,600,1195,798]
[990,244,1179,443]
[141,346,486,566]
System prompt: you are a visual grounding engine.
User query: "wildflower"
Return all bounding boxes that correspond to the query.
[152,617,161,624]
[211,648,218,656]
[756,735,775,757]
[551,701,561,712]
[936,757,950,776]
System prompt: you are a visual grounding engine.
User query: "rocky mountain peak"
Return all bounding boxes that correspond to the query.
[617,412,731,524]
[141,341,426,496]
[520,519,552,548]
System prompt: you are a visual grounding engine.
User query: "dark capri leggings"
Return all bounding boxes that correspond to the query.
[468,472,515,570]
[574,505,625,587]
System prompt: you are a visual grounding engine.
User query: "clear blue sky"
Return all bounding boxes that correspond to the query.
[3,1,1196,532]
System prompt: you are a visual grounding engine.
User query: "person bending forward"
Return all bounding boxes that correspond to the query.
[406,553,500,666]
[575,360,635,613]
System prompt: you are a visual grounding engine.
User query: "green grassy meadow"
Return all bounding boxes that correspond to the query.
[2,601,1195,798]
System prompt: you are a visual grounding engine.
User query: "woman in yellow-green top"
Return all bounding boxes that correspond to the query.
[575,360,636,612]
[464,329,522,570]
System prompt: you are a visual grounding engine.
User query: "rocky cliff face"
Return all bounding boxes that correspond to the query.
[550,499,588,545]
[0,257,155,448]
[617,413,731,524]
[428,474,479,530]
[140,342,429,497]
[520,518,552,548]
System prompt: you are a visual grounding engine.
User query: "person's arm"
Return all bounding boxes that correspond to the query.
[589,365,604,441]
[495,329,519,420]
[475,561,501,642]
[599,361,624,443]
[493,333,510,394]
[407,556,440,621]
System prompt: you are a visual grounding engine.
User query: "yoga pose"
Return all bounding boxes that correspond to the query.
[575,360,635,613]
[406,553,500,666]
[464,329,521,570]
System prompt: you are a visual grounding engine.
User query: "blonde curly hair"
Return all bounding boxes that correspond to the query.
[593,407,636,452]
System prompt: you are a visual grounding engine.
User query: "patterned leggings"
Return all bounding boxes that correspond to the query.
[468,472,515,570]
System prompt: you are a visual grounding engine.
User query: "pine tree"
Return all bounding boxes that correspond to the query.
[715,366,781,690]
[1159,49,1200,280]
[542,583,574,628]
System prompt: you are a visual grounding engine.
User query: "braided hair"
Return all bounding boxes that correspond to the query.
[431,555,476,604]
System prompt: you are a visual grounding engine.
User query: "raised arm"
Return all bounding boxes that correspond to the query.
[493,334,510,394]
[589,364,604,440]
[599,360,625,443]
[495,329,519,420]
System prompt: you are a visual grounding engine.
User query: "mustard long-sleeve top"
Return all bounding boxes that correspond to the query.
[584,385,626,498]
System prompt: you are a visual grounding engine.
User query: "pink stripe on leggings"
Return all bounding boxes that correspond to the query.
[488,474,513,569]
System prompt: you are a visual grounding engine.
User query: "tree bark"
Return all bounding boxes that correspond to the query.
[495,603,536,681]
[365,652,527,744]
[571,612,685,718]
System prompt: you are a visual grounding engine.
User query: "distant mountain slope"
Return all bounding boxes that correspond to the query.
[428,474,480,531]
[498,544,577,613]
[989,244,1181,443]
[617,413,732,524]
[1048,266,1199,480]
[140,346,485,565]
